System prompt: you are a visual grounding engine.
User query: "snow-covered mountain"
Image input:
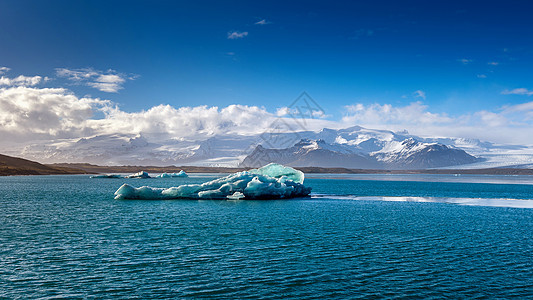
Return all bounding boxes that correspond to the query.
[11,125,533,169]
[371,138,481,169]
[19,134,196,166]
[16,134,257,167]
[241,139,380,169]
[241,138,479,169]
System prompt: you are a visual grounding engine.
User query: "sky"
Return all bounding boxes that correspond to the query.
[1,0,533,147]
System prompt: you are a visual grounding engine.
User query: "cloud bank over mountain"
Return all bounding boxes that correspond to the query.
[2,68,533,167]
[0,86,283,143]
[2,84,533,145]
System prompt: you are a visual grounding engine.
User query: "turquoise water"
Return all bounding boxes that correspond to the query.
[1,174,532,298]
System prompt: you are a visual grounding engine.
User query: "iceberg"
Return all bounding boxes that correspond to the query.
[114,163,311,200]
[90,174,123,178]
[125,171,151,179]
[156,170,188,178]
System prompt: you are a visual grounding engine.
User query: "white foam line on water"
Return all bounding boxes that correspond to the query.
[306,174,533,185]
[311,194,533,209]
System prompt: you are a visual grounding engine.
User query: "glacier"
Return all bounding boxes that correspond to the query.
[114,163,311,200]
[156,170,188,178]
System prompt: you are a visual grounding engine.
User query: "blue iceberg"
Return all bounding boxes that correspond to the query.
[114,163,311,200]
[156,170,188,178]
[248,163,304,184]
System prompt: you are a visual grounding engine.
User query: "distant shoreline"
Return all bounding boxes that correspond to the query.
[48,163,533,176]
[2,152,533,176]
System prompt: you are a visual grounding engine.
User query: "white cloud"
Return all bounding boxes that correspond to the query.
[0,67,10,75]
[501,101,533,113]
[56,68,132,93]
[502,88,533,96]
[56,68,98,80]
[99,104,276,138]
[0,83,340,148]
[413,90,426,100]
[340,101,533,144]
[95,74,125,84]
[477,74,487,78]
[0,86,109,141]
[488,62,499,66]
[458,58,472,64]
[255,19,271,25]
[342,102,452,126]
[474,110,507,127]
[0,75,46,86]
[227,31,248,39]
[276,107,290,116]
[275,106,328,119]
[0,84,281,142]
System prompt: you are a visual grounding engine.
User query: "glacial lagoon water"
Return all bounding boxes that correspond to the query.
[1,174,532,298]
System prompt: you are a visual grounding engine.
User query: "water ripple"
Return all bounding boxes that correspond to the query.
[0,175,532,298]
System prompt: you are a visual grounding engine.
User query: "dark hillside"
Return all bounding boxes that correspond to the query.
[0,154,89,176]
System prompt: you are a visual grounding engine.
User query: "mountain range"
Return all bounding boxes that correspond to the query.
[241,138,479,169]
[7,125,533,169]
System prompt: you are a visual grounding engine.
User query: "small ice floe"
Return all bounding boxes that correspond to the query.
[125,171,151,179]
[90,174,123,179]
[156,170,188,178]
[114,163,311,200]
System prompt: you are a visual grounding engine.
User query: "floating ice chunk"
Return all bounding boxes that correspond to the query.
[227,192,245,200]
[249,163,304,184]
[173,170,188,177]
[156,170,188,178]
[125,171,151,178]
[90,174,122,178]
[115,183,163,199]
[114,163,311,200]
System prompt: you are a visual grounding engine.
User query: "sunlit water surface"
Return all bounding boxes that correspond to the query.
[1,174,532,298]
